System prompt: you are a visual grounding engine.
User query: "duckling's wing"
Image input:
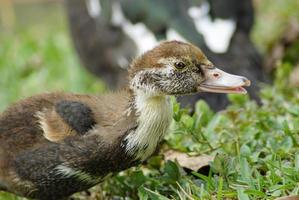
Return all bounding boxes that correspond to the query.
[55,100,96,134]
[0,91,130,145]
[37,100,97,142]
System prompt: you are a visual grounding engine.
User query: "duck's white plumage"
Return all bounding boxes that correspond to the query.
[188,2,236,53]
[86,0,101,18]
[86,0,236,54]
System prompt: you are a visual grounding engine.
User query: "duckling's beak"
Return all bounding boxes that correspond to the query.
[198,67,251,94]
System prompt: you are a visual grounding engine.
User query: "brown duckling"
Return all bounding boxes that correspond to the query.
[0,41,250,200]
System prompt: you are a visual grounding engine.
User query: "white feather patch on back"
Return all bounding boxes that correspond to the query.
[124,91,172,161]
[35,111,52,141]
[54,165,100,184]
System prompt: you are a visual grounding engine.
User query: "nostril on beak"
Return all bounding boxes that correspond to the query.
[213,73,220,78]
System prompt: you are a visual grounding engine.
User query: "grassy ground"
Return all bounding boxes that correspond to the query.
[0,1,299,200]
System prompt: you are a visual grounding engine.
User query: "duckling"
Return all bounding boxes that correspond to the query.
[0,41,250,200]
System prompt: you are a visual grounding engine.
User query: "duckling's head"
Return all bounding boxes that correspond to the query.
[129,41,250,96]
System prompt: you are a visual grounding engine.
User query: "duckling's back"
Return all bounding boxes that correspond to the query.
[0,91,136,199]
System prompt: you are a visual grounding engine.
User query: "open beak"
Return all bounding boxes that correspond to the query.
[198,67,251,94]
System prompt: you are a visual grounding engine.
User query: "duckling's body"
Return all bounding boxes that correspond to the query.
[0,91,172,199]
[0,41,249,199]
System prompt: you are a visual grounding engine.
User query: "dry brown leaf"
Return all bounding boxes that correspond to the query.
[163,150,214,171]
[275,195,299,200]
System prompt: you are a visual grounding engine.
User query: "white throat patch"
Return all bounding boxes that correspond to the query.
[124,91,172,161]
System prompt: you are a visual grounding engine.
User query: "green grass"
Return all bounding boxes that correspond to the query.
[0,1,299,200]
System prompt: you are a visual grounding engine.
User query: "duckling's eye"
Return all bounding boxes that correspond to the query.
[174,62,186,69]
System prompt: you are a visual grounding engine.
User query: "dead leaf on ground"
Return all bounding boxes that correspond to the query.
[163,150,214,171]
[275,195,299,200]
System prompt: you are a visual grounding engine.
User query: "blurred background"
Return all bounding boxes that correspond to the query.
[0,0,299,199]
[0,0,298,111]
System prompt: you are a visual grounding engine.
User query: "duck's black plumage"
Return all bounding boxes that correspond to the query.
[64,0,268,111]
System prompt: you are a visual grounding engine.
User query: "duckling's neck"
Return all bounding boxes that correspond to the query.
[123,90,173,161]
